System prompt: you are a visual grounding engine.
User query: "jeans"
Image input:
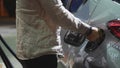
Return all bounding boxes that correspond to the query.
[19,54,57,68]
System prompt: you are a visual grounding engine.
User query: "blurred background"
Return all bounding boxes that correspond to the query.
[0,0,21,68]
[0,0,16,25]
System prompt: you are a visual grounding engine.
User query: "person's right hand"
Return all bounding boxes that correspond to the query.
[87,27,100,42]
[85,27,105,53]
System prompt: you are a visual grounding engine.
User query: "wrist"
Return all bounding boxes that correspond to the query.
[86,27,92,36]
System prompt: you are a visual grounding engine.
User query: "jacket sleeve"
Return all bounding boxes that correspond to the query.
[39,0,91,35]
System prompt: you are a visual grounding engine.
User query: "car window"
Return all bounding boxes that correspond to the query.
[112,0,120,4]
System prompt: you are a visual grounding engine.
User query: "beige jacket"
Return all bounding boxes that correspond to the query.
[16,0,91,60]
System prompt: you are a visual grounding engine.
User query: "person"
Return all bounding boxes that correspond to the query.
[16,0,101,68]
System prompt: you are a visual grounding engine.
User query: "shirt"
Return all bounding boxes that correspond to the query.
[16,0,91,60]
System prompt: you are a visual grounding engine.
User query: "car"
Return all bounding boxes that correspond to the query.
[59,0,120,68]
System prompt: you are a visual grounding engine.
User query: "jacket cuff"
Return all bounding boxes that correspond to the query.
[77,21,91,35]
[85,26,92,36]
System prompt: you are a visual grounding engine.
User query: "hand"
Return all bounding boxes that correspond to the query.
[87,27,99,41]
[85,27,105,53]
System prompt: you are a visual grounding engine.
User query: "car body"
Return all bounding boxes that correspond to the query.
[59,0,120,68]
